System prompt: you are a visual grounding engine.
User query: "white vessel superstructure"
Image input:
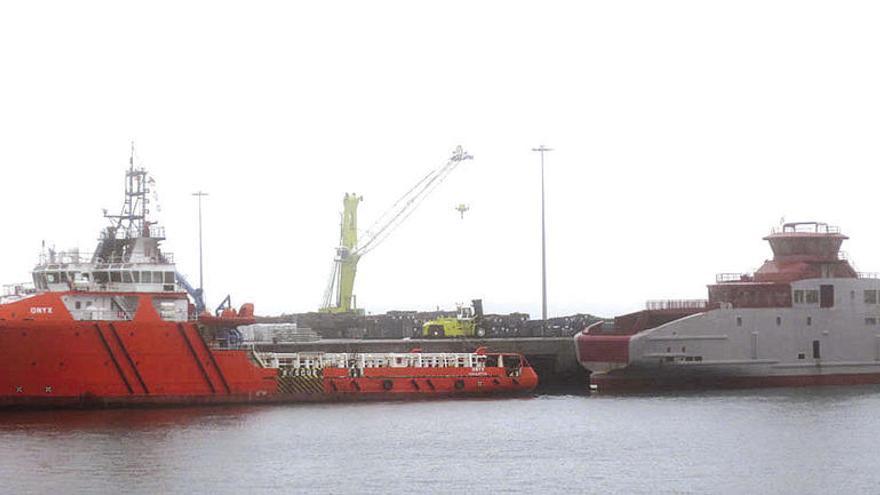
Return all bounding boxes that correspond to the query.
[576,222,880,390]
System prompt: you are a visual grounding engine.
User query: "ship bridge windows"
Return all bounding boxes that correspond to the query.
[138,271,174,285]
[34,271,72,287]
[793,289,820,305]
[865,290,878,305]
[83,270,177,289]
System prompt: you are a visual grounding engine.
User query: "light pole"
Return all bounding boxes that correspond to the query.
[192,191,209,304]
[532,145,552,334]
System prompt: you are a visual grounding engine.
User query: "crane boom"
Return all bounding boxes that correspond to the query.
[319,146,472,313]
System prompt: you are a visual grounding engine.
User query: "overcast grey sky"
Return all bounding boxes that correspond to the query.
[1,1,879,318]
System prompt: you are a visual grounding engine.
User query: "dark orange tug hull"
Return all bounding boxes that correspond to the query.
[0,293,537,409]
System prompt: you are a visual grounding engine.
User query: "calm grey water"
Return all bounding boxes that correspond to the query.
[2,387,880,494]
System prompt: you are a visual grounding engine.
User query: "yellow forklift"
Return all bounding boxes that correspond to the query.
[422,299,486,338]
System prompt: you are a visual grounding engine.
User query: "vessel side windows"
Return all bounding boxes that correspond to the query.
[736,316,742,327]
[776,316,782,326]
[866,318,877,326]
[122,272,133,283]
[812,340,821,359]
[110,272,122,283]
[141,271,152,283]
[94,272,109,284]
[131,271,140,283]
[805,290,819,305]
[793,290,805,304]
[164,272,175,284]
[807,316,812,326]
[865,290,878,305]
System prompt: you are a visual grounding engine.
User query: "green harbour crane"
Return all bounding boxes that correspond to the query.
[320,146,473,314]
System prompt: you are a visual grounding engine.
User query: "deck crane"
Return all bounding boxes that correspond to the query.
[320,146,473,313]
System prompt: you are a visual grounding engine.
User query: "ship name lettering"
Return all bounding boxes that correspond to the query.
[30,307,53,315]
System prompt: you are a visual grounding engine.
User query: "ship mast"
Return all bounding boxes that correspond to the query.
[104,143,151,239]
[93,143,164,264]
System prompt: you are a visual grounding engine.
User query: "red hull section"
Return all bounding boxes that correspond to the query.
[576,334,630,364]
[0,295,537,409]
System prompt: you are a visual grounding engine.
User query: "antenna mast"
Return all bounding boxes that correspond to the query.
[104,142,151,239]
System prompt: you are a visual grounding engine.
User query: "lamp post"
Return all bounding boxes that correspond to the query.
[192,191,208,303]
[531,145,552,334]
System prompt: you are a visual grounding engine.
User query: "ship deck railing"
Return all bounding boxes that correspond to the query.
[716,273,753,283]
[37,251,175,266]
[251,350,492,371]
[2,283,36,298]
[771,222,841,235]
[100,225,167,241]
[69,309,135,321]
[645,299,709,311]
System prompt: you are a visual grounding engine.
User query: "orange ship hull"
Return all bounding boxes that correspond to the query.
[0,297,537,409]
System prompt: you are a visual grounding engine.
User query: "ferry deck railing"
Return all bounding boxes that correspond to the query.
[770,223,841,235]
[716,273,752,283]
[645,299,709,311]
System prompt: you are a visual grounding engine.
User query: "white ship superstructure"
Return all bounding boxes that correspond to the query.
[576,222,880,390]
